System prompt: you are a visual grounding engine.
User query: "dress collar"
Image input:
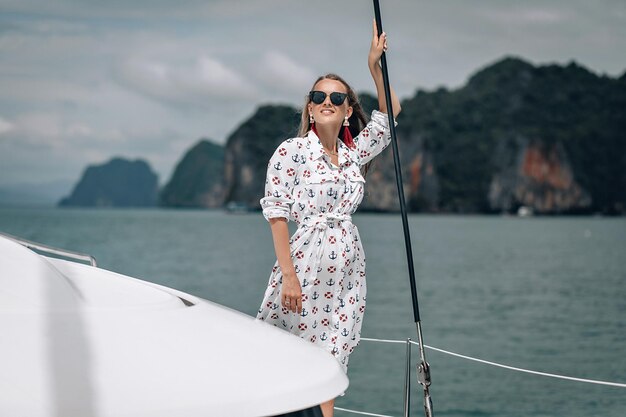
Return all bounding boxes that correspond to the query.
[307,130,357,167]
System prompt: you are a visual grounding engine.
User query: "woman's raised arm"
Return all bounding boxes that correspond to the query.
[368,19,401,118]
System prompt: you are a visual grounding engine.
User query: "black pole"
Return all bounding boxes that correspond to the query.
[372,1,434,416]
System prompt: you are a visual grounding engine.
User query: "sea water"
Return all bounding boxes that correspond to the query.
[1,207,624,417]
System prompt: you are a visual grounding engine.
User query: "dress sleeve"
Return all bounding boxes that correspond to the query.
[259,140,298,222]
[353,109,398,166]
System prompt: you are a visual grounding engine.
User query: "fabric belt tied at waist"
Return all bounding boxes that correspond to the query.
[295,212,354,289]
[300,213,353,231]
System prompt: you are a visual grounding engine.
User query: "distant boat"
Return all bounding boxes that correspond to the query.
[225,201,252,213]
[0,232,346,416]
[517,206,534,217]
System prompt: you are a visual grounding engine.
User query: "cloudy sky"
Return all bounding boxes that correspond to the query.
[0,0,624,190]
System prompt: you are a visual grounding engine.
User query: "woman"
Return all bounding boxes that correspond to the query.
[257,20,401,417]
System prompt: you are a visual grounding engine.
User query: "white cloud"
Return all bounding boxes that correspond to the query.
[257,51,316,96]
[0,117,13,135]
[114,55,257,107]
[4,112,117,149]
[14,113,63,145]
[479,7,569,25]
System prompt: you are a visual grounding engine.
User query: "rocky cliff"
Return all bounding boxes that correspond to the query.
[362,56,625,214]
[222,105,300,208]
[488,137,591,213]
[160,139,224,208]
[59,158,158,207]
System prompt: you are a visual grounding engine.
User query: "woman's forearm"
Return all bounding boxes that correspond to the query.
[269,217,302,313]
[269,218,296,277]
[369,62,401,118]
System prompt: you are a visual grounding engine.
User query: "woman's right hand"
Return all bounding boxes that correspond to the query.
[281,270,302,314]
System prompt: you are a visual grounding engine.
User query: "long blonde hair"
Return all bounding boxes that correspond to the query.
[297,73,368,141]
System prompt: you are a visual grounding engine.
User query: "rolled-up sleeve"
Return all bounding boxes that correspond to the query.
[354,110,398,166]
[260,140,298,222]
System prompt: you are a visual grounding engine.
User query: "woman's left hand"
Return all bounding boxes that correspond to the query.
[368,19,388,68]
[367,18,401,117]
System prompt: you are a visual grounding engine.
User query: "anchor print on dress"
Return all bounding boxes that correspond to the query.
[273,161,282,171]
[341,328,349,337]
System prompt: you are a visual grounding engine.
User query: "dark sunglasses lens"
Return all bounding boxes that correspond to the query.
[330,92,347,105]
[310,91,326,104]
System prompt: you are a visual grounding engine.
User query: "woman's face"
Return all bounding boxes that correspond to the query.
[308,79,353,129]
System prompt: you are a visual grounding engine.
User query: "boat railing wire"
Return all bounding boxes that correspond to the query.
[0,231,97,266]
[335,335,626,417]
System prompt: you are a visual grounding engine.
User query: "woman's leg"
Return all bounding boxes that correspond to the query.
[320,399,334,417]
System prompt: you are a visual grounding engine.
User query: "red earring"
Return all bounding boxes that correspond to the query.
[343,125,355,149]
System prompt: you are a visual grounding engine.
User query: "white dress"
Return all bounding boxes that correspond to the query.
[256,110,394,372]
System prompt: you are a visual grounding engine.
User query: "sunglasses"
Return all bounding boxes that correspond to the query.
[309,90,348,106]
